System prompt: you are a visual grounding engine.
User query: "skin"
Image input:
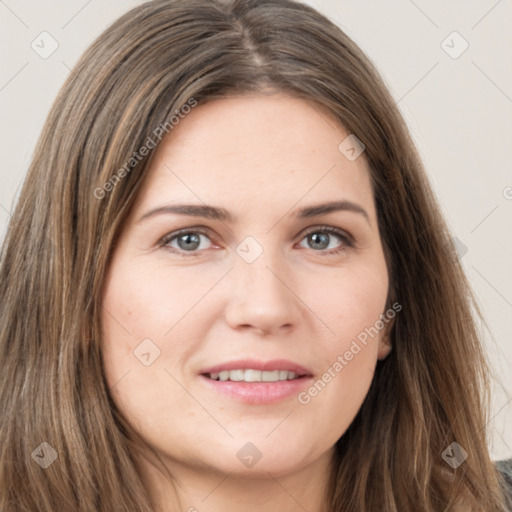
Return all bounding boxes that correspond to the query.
[100,93,393,512]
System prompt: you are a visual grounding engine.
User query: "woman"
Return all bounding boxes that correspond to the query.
[0,0,510,510]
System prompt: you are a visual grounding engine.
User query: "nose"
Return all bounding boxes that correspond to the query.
[223,248,302,336]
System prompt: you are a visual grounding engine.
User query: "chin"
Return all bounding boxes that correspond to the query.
[211,437,322,478]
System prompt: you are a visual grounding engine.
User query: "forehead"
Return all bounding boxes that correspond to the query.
[130,94,376,222]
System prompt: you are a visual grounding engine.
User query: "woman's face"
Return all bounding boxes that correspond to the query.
[101,94,392,478]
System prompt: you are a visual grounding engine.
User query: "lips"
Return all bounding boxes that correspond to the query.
[198,359,314,403]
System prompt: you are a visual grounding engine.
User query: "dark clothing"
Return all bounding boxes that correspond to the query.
[496,459,512,510]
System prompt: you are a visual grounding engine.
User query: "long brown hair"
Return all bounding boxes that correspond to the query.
[0,0,508,510]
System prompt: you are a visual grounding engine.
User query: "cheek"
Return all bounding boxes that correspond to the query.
[297,269,385,433]
[100,260,212,364]
[99,264,196,436]
[102,263,189,337]
[99,257,223,415]
[297,349,376,446]
[307,258,389,345]
[299,259,388,405]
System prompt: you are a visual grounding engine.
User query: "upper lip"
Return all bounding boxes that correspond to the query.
[200,359,313,377]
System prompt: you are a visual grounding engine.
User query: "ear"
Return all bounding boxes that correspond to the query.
[377,316,394,360]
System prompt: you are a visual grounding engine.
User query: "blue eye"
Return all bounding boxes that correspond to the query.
[160,226,353,257]
[298,227,353,255]
[161,228,213,256]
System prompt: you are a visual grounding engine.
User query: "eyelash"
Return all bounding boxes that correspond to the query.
[159,226,354,257]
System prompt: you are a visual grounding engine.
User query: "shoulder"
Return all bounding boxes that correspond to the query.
[495,458,512,510]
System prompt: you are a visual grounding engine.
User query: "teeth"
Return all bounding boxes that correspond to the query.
[229,369,245,381]
[207,369,299,382]
[261,370,279,382]
[279,370,289,380]
[245,369,261,382]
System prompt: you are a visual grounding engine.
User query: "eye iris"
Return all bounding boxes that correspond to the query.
[309,232,330,250]
[177,233,201,251]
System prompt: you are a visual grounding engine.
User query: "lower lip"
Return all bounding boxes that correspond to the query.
[199,375,313,404]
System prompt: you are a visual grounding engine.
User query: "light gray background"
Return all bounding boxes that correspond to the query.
[0,0,511,460]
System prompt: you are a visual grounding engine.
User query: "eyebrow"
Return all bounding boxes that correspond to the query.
[137,200,371,225]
